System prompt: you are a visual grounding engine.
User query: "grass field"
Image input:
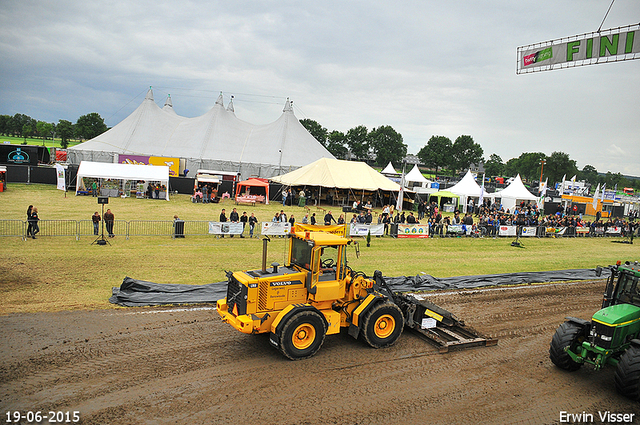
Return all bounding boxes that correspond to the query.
[1,135,82,148]
[1,183,637,315]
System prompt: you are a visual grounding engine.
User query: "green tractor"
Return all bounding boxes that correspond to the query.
[550,261,640,400]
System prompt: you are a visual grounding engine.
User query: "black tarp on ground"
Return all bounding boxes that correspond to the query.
[109,268,610,307]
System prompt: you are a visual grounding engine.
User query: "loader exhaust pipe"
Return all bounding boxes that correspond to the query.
[262,236,270,273]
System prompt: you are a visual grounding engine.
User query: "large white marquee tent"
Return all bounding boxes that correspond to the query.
[68,89,334,179]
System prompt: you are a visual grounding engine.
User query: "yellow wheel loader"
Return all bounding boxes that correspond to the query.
[217,231,495,360]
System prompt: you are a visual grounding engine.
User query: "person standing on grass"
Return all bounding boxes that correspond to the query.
[92,211,101,235]
[229,208,239,238]
[29,207,40,239]
[219,208,227,238]
[248,212,258,238]
[240,211,248,238]
[26,205,34,238]
[104,208,115,238]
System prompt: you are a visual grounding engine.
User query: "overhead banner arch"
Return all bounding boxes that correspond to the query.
[517,24,640,74]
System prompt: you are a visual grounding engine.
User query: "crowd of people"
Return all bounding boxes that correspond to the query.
[22,196,638,240]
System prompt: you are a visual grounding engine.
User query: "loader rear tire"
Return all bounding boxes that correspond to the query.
[549,321,586,371]
[614,344,640,401]
[278,310,327,360]
[361,302,404,349]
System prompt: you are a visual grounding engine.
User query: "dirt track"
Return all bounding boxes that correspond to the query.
[1,280,638,425]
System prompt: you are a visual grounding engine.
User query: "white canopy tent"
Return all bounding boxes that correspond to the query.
[404,164,432,187]
[493,174,538,212]
[448,170,483,209]
[381,162,398,175]
[76,161,170,200]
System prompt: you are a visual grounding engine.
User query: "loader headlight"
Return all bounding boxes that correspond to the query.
[600,335,612,342]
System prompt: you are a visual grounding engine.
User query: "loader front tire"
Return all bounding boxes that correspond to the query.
[549,321,586,371]
[362,301,404,349]
[614,344,640,401]
[278,310,327,360]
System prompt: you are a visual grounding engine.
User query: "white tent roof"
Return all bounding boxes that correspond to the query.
[381,162,397,175]
[76,161,170,200]
[68,89,334,179]
[493,174,538,210]
[448,170,482,197]
[270,158,401,192]
[404,164,430,184]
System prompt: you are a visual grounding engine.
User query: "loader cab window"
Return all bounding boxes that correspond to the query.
[290,238,313,270]
[320,246,339,271]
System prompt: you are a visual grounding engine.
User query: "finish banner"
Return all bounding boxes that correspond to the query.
[293,223,347,237]
[397,224,429,238]
[517,24,640,74]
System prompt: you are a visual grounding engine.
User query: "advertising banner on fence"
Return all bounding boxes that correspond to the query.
[517,25,640,74]
[546,227,567,236]
[119,154,180,176]
[447,224,467,235]
[208,222,243,235]
[293,223,347,236]
[606,226,621,235]
[398,224,429,238]
[262,222,292,236]
[521,227,538,237]
[499,226,517,237]
[349,223,384,237]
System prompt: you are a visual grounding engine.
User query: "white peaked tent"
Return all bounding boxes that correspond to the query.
[381,162,397,175]
[76,161,170,200]
[494,174,538,212]
[270,158,401,192]
[448,170,483,207]
[68,89,334,179]
[404,164,430,185]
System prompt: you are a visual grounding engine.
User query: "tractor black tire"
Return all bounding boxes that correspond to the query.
[549,321,586,371]
[361,301,404,349]
[614,344,640,401]
[277,310,327,360]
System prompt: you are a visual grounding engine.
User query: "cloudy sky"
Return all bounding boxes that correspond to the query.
[1,0,638,176]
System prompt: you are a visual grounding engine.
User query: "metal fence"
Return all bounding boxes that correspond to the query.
[0,219,260,240]
[0,220,636,241]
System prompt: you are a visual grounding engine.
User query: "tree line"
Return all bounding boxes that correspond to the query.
[0,113,108,148]
[301,118,639,191]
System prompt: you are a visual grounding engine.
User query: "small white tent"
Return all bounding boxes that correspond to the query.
[76,161,170,200]
[404,164,432,188]
[493,174,538,212]
[381,162,397,175]
[448,170,483,209]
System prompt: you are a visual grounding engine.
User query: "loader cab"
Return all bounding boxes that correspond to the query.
[289,232,349,302]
